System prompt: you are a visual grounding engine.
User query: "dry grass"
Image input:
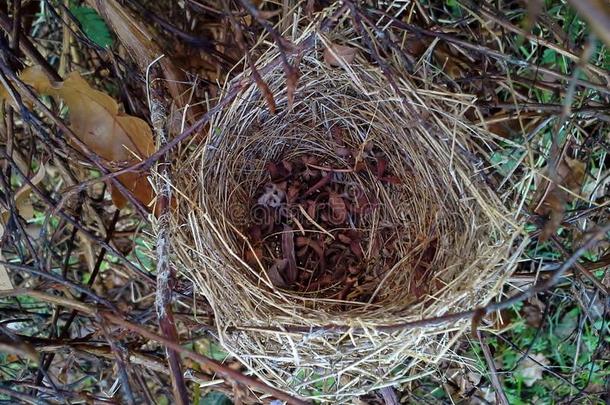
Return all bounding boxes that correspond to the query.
[166,7,528,400]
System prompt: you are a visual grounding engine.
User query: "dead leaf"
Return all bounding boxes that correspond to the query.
[267,259,288,287]
[0,161,46,223]
[324,44,358,67]
[522,303,543,328]
[517,353,549,387]
[532,156,586,241]
[328,192,347,224]
[0,66,155,210]
[445,366,482,399]
[433,43,468,79]
[281,225,298,284]
[286,67,299,110]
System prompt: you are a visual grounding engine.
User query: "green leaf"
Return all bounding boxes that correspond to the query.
[194,338,229,362]
[541,49,557,66]
[70,6,113,48]
[490,148,520,177]
[199,391,232,405]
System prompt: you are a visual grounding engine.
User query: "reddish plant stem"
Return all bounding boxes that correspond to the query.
[477,330,510,405]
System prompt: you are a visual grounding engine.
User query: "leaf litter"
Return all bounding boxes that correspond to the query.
[242,127,438,304]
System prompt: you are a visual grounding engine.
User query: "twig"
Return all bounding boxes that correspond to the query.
[0,385,52,405]
[0,262,118,311]
[550,235,609,295]
[70,4,349,190]
[0,289,96,315]
[476,330,510,405]
[35,210,121,387]
[545,35,597,218]
[369,8,610,95]
[99,320,137,405]
[0,58,150,218]
[10,0,21,51]
[462,0,610,83]
[0,148,154,284]
[0,9,62,82]
[379,386,400,405]
[100,312,310,405]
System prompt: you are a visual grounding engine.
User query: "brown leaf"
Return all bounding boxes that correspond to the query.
[303,171,332,197]
[247,225,262,242]
[287,183,301,203]
[533,156,586,241]
[403,34,430,57]
[267,259,288,287]
[296,236,325,261]
[350,241,364,259]
[286,67,299,110]
[245,247,264,268]
[324,44,358,67]
[328,192,348,224]
[376,158,387,178]
[110,171,155,210]
[337,233,351,244]
[265,162,281,180]
[281,225,298,284]
[252,67,276,114]
[433,43,468,79]
[484,111,539,138]
[0,66,156,210]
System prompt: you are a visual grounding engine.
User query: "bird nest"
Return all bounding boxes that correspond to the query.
[169,21,523,401]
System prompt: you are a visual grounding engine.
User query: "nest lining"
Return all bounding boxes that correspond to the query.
[168,29,523,398]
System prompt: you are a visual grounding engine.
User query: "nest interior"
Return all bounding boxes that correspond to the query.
[170,29,523,398]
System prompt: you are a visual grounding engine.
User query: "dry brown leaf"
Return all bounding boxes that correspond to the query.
[485,113,539,138]
[0,66,155,209]
[517,353,549,387]
[267,259,288,288]
[532,156,586,241]
[324,44,358,67]
[328,192,347,224]
[281,225,298,284]
[433,43,468,79]
[286,68,299,110]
